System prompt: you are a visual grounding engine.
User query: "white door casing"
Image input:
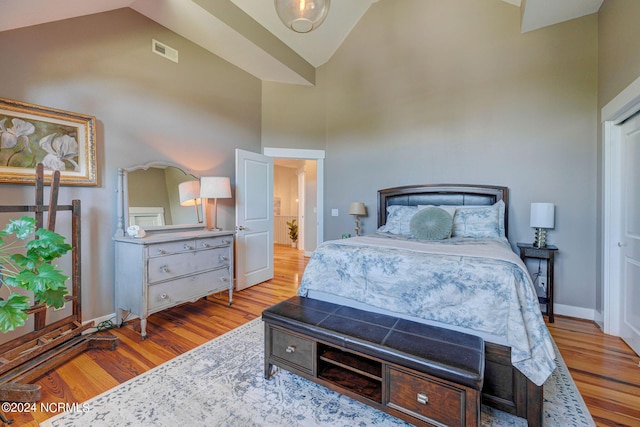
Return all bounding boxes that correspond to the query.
[235,149,274,291]
[619,112,640,355]
[602,73,640,356]
[298,169,305,251]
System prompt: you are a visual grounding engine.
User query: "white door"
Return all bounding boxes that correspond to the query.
[235,149,274,291]
[620,112,640,355]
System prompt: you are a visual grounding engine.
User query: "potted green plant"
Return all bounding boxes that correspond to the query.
[0,216,71,333]
[286,218,298,248]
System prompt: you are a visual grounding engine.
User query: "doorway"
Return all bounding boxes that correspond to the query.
[264,147,325,256]
[602,74,640,356]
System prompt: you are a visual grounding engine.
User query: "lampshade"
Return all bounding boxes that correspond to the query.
[274,0,331,33]
[348,202,366,216]
[200,177,232,199]
[530,203,555,229]
[178,181,201,206]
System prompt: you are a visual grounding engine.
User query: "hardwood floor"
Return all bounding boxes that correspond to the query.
[3,245,639,426]
[546,317,640,426]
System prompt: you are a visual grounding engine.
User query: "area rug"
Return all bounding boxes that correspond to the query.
[42,319,595,427]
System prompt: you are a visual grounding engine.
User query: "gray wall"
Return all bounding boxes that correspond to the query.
[596,0,640,314]
[598,0,640,107]
[0,8,261,321]
[264,0,599,314]
[4,1,636,322]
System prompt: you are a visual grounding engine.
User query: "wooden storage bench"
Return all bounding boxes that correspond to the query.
[262,296,485,427]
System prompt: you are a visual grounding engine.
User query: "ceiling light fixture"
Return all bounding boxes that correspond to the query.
[275,0,331,33]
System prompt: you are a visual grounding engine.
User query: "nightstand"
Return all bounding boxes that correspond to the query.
[517,243,558,323]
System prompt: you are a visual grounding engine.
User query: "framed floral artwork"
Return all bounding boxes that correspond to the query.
[0,97,97,186]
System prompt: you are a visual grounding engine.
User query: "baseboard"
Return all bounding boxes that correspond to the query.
[83,305,597,335]
[554,303,596,321]
[593,309,604,330]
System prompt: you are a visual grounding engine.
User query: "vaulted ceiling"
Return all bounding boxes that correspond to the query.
[0,0,603,85]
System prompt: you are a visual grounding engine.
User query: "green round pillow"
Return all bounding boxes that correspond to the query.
[409,207,453,240]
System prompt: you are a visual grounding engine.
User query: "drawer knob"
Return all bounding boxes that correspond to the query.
[202,243,210,248]
[160,293,169,300]
[220,277,229,282]
[285,345,296,353]
[219,255,229,261]
[184,244,194,250]
[417,393,429,405]
[161,265,169,273]
[157,249,165,254]
[222,239,231,244]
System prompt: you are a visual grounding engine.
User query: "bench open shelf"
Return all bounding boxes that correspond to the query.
[318,344,382,403]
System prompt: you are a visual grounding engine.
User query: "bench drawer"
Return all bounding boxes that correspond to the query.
[388,367,464,426]
[269,328,314,374]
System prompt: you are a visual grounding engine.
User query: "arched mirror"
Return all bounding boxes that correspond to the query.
[114,161,205,237]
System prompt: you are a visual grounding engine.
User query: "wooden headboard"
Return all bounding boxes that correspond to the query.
[377,184,509,237]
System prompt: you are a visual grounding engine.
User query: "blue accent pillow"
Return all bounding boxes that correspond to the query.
[378,205,419,235]
[409,207,453,240]
[452,201,505,238]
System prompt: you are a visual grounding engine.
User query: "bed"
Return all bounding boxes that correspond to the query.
[298,184,555,426]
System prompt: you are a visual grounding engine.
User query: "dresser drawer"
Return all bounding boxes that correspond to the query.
[197,235,233,249]
[148,240,197,258]
[147,247,229,283]
[148,268,230,312]
[388,367,464,426]
[269,327,314,374]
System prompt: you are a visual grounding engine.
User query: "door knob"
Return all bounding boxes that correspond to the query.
[237,225,246,231]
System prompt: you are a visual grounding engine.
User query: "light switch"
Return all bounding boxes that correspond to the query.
[331,209,339,217]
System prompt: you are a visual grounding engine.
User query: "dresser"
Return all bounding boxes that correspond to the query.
[114,229,234,339]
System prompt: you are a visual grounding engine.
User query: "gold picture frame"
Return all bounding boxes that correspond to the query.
[0,97,97,186]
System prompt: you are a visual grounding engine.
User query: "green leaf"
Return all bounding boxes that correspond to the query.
[11,264,69,294]
[35,288,68,308]
[26,228,72,261]
[0,293,30,333]
[9,252,42,270]
[2,216,36,240]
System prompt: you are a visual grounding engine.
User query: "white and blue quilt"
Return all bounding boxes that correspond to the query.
[298,233,556,386]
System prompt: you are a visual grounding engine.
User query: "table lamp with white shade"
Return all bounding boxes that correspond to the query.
[348,202,367,236]
[530,202,555,248]
[200,177,232,231]
[178,180,202,223]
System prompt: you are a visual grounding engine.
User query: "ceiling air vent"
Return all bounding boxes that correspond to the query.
[152,39,178,63]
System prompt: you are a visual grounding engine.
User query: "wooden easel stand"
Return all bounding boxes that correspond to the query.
[0,165,117,408]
